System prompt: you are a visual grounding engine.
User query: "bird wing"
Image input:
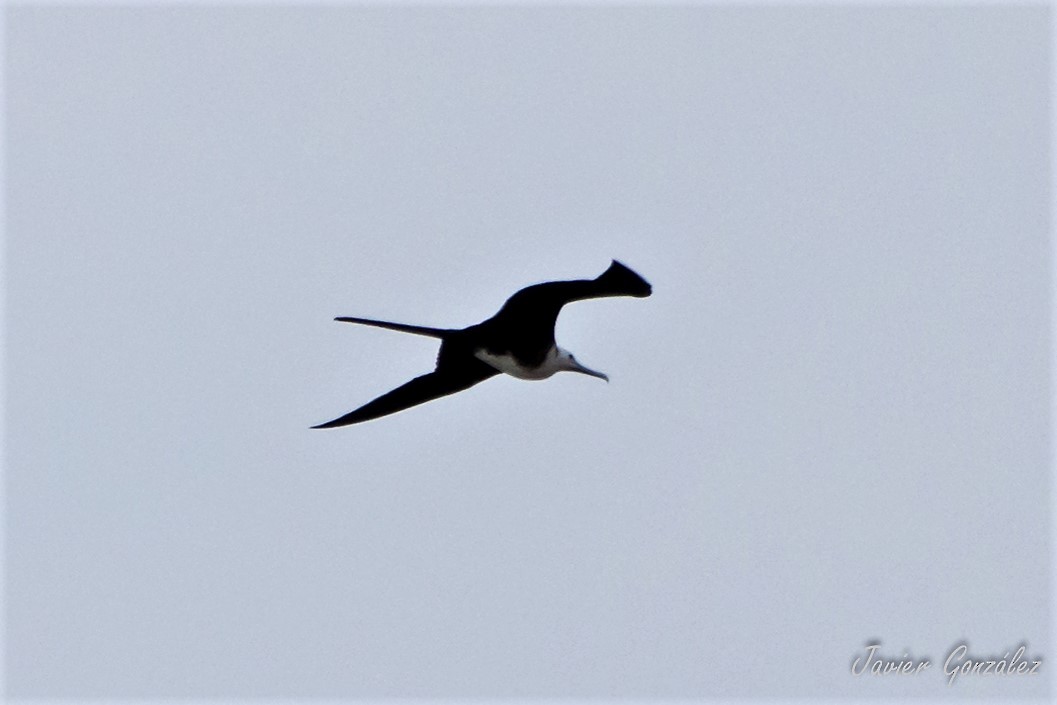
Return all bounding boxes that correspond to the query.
[311,357,499,428]
[485,260,652,358]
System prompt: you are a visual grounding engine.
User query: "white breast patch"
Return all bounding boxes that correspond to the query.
[474,347,561,380]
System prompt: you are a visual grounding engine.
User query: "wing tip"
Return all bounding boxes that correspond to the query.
[602,260,652,297]
[310,416,359,429]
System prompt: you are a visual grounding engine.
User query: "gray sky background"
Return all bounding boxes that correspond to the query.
[3,3,1052,700]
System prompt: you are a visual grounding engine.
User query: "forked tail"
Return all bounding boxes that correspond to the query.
[334,316,451,339]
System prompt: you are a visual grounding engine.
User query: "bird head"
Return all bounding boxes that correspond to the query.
[557,348,609,382]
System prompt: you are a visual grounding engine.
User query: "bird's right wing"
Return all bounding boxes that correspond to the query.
[487,260,652,349]
[311,358,499,428]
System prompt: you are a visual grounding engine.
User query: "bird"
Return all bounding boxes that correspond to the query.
[312,260,652,428]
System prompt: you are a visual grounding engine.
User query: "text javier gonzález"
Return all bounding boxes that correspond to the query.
[851,642,1043,686]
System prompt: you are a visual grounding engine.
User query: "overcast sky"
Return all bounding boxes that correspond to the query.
[4,3,1052,700]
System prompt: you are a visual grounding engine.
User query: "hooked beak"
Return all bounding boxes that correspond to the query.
[572,361,609,382]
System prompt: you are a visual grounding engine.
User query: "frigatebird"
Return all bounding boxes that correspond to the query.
[312,260,651,428]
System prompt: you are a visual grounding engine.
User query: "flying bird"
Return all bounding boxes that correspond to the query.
[312,260,652,428]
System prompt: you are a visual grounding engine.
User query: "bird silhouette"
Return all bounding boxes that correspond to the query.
[313,260,651,428]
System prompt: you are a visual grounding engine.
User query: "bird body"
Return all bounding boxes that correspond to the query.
[474,345,604,381]
[313,260,651,428]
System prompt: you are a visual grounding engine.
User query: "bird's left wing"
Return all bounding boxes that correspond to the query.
[311,358,499,428]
